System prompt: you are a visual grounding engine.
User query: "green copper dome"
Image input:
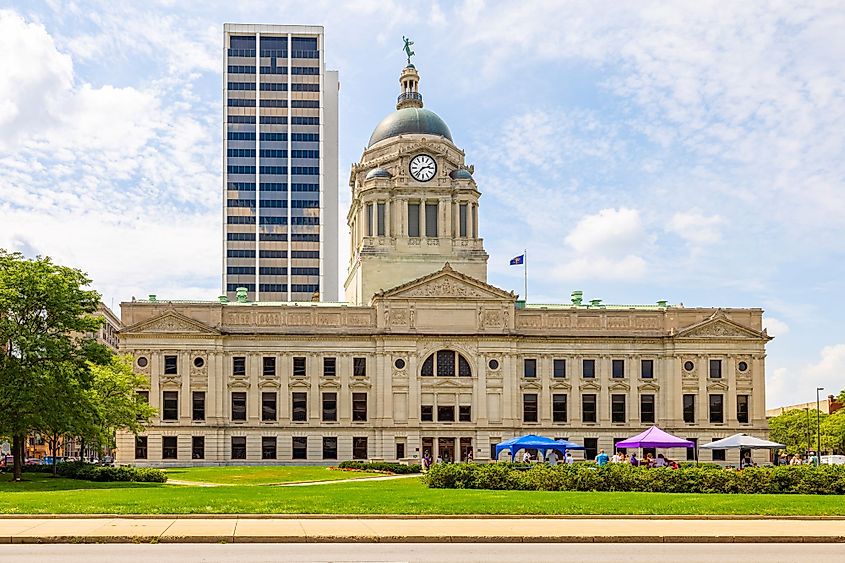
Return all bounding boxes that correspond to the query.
[368,107,453,147]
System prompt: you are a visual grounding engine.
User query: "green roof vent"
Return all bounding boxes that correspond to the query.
[236,287,248,303]
[148,294,156,302]
[657,300,668,307]
[218,295,229,303]
[571,291,583,305]
[589,299,602,307]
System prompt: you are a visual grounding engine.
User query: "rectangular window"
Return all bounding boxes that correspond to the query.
[162,436,178,459]
[523,394,538,423]
[191,436,205,460]
[396,443,405,459]
[584,437,598,461]
[164,355,178,375]
[292,436,307,460]
[683,394,696,423]
[353,437,368,460]
[408,203,420,237]
[582,359,596,378]
[523,358,537,378]
[611,394,626,423]
[262,392,277,422]
[231,392,247,421]
[582,394,597,423]
[421,405,433,421]
[640,394,655,423]
[322,392,337,421]
[553,359,566,378]
[232,356,246,376]
[711,438,726,461]
[366,203,373,237]
[293,356,306,377]
[641,359,654,379]
[192,391,205,421]
[425,202,438,237]
[231,436,246,460]
[437,405,455,422]
[709,359,722,379]
[612,359,625,378]
[552,394,567,423]
[162,391,178,421]
[262,436,277,460]
[458,405,472,422]
[459,203,468,237]
[709,394,724,423]
[352,393,368,422]
[292,392,307,421]
[737,394,750,424]
[687,438,698,461]
[377,203,385,236]
[322,437,337,459]
[353,357,367,377]
[262,356,276,376]
[134,436,148,460]
[323,357,336,377]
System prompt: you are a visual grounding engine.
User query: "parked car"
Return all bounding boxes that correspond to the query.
[821,455,845,465]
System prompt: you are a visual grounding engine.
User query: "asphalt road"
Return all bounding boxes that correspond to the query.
[0,543,836,562]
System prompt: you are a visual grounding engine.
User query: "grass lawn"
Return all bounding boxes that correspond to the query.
[165,465,383,485]
[1,472,844,516]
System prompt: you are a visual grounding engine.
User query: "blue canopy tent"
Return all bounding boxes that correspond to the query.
[495,434,584,461]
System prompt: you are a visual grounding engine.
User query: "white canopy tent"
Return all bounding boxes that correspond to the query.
[699,434,784,449]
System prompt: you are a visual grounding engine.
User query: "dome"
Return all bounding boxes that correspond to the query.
[368,107,453,147]
[365,167,392,180]
[450,169,473,180]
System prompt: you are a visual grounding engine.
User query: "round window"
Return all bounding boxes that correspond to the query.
[738,361,748,372]
[488,359,500,370]
[394,358,406,370]
[137,357,148,368]
[193,357,205,368]
[683,361,694,372]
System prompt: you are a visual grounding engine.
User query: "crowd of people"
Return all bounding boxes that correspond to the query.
[593,449,681,469]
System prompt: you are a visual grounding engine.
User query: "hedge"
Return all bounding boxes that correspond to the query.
[337,460,421,474]
[422,462,845,495]
[24,461,167,483]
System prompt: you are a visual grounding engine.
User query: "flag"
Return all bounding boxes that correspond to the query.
[509,254,524,265]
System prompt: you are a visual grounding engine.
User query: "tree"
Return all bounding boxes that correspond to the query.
[0,250,100,481]
[821,411,845,455]
[768,408,827,455]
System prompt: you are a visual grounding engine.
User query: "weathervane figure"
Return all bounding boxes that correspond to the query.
[402,36,415,65]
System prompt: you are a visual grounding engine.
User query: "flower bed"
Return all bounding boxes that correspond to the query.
[423,462,845,495]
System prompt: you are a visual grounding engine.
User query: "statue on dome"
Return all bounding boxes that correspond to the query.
[402,36,415,65]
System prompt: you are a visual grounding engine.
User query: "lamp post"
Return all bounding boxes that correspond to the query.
[816,387,824,465]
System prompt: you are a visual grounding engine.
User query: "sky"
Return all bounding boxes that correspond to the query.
[0,1,843,408]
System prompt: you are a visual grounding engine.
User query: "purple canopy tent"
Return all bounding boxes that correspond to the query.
[615,426,695,449]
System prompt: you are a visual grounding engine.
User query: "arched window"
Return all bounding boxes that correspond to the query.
[420,350,472,377]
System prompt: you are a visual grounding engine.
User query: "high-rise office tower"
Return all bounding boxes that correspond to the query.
[223,24,338,302]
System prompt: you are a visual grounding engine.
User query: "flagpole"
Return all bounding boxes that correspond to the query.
[524,249,528,304]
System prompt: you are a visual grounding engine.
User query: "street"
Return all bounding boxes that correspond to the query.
[0,543,836,562]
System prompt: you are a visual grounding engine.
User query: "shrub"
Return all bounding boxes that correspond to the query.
[421,462,845,495]
[337,460,421,474]
[24,461,167,483]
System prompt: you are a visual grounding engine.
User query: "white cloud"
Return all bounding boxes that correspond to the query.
[763,317,790,337]
[551,254,647,282]
[666,211,724,246]
[565,208,645,256]
[768,344,845,408]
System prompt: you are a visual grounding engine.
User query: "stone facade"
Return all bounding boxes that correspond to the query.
[115,63,772,466]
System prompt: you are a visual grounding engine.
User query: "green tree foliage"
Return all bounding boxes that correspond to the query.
[768,408,826,455]
[0,250,153,481]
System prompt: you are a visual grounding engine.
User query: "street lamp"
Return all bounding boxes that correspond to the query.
[816,387,824,465]
[805,407,811,457]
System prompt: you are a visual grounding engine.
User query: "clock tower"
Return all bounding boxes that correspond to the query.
[344,64,489,305]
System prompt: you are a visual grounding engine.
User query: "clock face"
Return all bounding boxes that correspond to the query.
[409,154,437,182]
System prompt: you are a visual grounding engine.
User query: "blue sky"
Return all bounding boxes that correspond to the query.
[1,1,843,408]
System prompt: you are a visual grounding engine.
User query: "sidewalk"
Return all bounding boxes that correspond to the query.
[1,517,844,544]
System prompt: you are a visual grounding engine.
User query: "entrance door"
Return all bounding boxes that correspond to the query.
[421,437,434,460]
[438,438,455,462]
[460,437,473,461]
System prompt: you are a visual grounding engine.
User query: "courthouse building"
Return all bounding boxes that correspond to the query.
[116,62,772,466]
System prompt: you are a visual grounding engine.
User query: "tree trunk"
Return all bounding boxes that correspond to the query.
[50,435,59,477]
[12,435,23,482]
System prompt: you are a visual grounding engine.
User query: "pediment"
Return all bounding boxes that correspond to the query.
[122,310,220,336]
[550,381,572,391]
[707,381,730,391]
[428,378,473,390]
[580,381,602,391]
[675,313,767,340]
[608,381,631,392]
[377,263,516,302]
[258,379,281,389]
[638,382,661,392]
[520,380,543,391]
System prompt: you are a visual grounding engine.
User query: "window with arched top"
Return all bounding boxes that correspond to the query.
[420,350,472,377]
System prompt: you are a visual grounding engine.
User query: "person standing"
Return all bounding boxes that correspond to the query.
[564,451,574,465]
[547,449,558,466]
[595,449,609,467]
